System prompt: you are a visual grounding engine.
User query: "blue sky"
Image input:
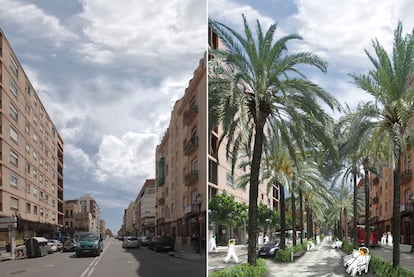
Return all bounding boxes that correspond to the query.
[0,0,206,234]
[209,0,414,117]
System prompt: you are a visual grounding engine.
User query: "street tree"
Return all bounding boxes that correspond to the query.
[350,22,414,267]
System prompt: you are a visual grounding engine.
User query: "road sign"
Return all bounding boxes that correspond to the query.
[0,217,17,223]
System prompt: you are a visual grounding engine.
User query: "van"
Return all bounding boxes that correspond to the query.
[75,232,103,257]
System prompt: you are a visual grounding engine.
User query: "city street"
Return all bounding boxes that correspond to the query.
[0,238,205,277]
[208,238,376,277]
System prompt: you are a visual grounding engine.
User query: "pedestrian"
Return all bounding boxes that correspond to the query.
[381,232,387,246]
[224,239,239,264]
[387,232,393,247]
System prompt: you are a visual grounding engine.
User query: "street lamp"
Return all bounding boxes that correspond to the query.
[196,194,202,254]
[265,219,272,241]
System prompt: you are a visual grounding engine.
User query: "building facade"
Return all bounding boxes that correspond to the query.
[134,179,156,237]
[155,54,206,247]
[0,28,64,248]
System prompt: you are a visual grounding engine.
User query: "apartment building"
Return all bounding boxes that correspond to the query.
[0,28,63,244]
[208,28,279,245]
[155,54,206,247]
[79,194,101,233]
[63,195,105,235]
[134,179,156,237]
[361,147,414,245]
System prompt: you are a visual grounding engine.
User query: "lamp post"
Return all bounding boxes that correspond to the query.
[196,194,202,254]
[265,219,272,241]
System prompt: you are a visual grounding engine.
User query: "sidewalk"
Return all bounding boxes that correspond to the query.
[370,243,414,272]
[208,239,375,276]
[169,244,206,263]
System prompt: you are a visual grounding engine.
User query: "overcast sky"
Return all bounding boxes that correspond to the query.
[209,0,414,118]
[3,0,414,234]
[0,0,206,234]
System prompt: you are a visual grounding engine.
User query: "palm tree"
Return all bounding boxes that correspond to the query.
[350,22,414,267]
[208,15,340,265]
[334,103,378,248]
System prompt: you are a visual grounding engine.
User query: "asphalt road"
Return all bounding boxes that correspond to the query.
[0,238,205,277]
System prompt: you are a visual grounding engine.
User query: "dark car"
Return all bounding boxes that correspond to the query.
[62,239,76,252]
[138,236,150,246]
[148,235,175,252]
[257,240,280,257]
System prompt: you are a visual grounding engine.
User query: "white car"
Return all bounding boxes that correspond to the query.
[122,237,140,248]
[47,240,62,253]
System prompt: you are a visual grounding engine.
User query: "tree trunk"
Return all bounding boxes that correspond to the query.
[364,157,370,247]
[292,186,296,246]
[247,121,265,266]
[299,189,304,245]
[280,183,286,249]
[353,167,358,248]
[344,208,348,242]
[392,150,401,268]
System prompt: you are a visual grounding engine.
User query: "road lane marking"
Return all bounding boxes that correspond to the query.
[80,243,110,277]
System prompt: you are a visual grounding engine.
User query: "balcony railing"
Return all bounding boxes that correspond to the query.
[184,170,199,186]
[183,136,198,155]
[183,104,198,125]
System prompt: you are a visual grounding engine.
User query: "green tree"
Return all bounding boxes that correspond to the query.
[350,22,414,267]
[209,15,339,265]
[209,191,248,238]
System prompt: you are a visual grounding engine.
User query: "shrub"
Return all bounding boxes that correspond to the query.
[209,258,267,277]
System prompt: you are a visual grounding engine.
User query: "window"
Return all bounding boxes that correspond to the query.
[226,172,233,187]
[34,205,38,215]
[25,162,31,174]
[26,143,30,153]
[10,174,18,188]
[33,168,37,178]
[40,208,44,217]
[9,150,18,166]
[51,199,56,207]
[10,56,18,76]
[25,122,31,134]
[10,197,19,211]
[9,79,18,97]
[33,187,38,197]
[191,159,198,172]
[26,203,31,213]
[10,126,18,142]
[26,183,30,193]
[9,104,18,121]
[25,84,31,95]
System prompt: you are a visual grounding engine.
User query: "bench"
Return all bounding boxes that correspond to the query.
[291,249,306,261]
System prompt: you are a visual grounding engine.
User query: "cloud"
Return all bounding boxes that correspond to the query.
[94,132,158,191]
[0,0,78,44]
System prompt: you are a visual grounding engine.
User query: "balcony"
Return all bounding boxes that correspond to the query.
[373,196,379,203]
[158,197,165,205]
[183,136,198,155]
[184,170,199,186]
[401,169,412,185]
[183,104,198,125]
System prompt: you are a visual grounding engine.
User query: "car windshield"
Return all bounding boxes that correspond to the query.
[64,239,75,245]
[79,234,100,241]
[266,240,279,245]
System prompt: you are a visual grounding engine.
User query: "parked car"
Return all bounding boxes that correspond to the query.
[138,236,150,246]
[148,235,175,252]
[257,240,280,257]
[62,239,76,252]
[47,239,62,253]
[122,237,140,249]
